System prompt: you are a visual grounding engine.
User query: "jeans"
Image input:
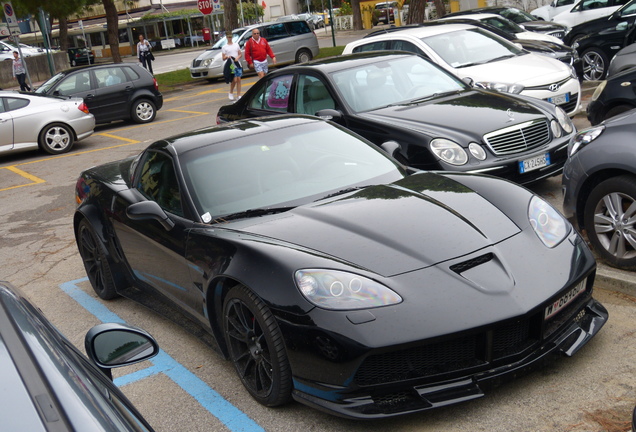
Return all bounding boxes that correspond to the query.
[16,73,30,91]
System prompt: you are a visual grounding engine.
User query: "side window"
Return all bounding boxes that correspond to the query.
[265,23,289,41]
[56,71,92,95]
[95,67,127,88]
[137,151,184,216]
[5,97,29,112]
[295,75,335,115]
[580,0,608,10]
[556,0,575,5]
[287,21,310,35]
[123,66,140,81]
[351,41,391,53]
[0,98,5,113]
[248,74,292,112]
[392,40,425,57]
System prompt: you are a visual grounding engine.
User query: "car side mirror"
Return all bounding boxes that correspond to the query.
[315,108,343,122]
[85,323,159,379]
[381,140,402,157]
[126,200,175,230]
[461,76,474,87]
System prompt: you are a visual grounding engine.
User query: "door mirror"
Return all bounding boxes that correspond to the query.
[127,200,175,230]
[85,323,159,369]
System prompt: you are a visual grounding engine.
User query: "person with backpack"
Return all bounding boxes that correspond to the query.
[244,28,276,78]
[221,33,243,100]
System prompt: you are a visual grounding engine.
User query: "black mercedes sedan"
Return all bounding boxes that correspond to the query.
[0,281,159,431]
[74,114,607,419]
[217,52,576,185]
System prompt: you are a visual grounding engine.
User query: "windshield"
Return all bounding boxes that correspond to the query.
[34,72,65,94]
[210,30,247,49]
[331,55,467,112]
[482,16,525,34]
[180,121,405,220]
[423,28,523,68]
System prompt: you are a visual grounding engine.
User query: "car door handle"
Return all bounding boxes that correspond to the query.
[125,86,133,92]
[85,94,95,99]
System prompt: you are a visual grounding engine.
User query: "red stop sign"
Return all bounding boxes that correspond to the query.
[198,0,213,15]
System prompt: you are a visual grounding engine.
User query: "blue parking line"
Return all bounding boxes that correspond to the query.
[60,278,265,432]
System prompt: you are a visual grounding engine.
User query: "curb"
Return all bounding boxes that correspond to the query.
[595,263,636,296]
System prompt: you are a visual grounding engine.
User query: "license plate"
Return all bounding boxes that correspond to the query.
[548,92,570,105]
[519,153,550,174]
[544,281,586,319]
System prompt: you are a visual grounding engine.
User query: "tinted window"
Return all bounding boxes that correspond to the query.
[248,74,292,112]
[392,40,425,56]
[124,66,141,81]
[95,67,128,88]
[352,41,391,52]
[265,23,289,41]
[5,97,29,112]
[137,151,184,216]
[287,21,310,35]
[295,76,335,115]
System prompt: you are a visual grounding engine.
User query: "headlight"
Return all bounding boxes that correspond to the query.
[295,269,402,310]
[590,80,607,102]
[475,82,525,94]
[550,120,562,138]
[528,196,569,248]
[555,106,573,135]
[202,58,213,67]
[468,142,487,160]
[568,125,605,156]
[430,139,468,165]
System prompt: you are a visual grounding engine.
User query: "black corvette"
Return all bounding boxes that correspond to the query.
[74,115,607,419]
[217,52,576,185]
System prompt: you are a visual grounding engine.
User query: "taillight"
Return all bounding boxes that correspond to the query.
[153,77,159,91]
[78,102,90,114]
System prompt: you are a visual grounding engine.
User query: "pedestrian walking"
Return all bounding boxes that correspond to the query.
[244,28,276,78]
[12,51,30,91]
[222,33,242,100]
[137,34,154,75]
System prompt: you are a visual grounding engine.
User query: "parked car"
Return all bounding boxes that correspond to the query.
[277,13,325,29]
[438,18,581,72]
[189,20,319,81]
[219,52,576,184]
[0,91,94,156]
[552,0,629,29]
[586,67,636,124]
[563,108,636,269]
[563,0,636,45]
[74,113,607,419]
[564,0,636,79]
[67,47,95,66]
[343,23,581,116]
[0,39,32,60]
[440,13,564,44]
[607,41,636,76]
[532,0,577,21]
[444,6,569,39]
[0,39,46,57]
[375,1,398,24]
[0,281,159,431]
[34,64,163,124]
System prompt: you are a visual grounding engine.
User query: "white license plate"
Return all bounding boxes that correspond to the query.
[548,92,570,105]
[519,153,550,174]
[544,281,586,319]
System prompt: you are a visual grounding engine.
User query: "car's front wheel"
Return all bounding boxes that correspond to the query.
[77,219,119,299]
[584,175,636,270]
[223,284,292,406]
[131,99,157,123]
[581,48,608,81]
[39,123,74,155]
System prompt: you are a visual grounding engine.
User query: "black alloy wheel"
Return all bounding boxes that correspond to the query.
[584,175,636,270]
[223,285,292,406]
[77,219,119,299]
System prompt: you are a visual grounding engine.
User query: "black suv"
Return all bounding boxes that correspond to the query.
[35,64,163,124]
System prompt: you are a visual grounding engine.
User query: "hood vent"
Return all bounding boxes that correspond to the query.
[450,253,494,274]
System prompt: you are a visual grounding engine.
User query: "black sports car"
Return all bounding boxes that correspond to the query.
[217,52,576,185]
[586,67,636,124]
[444,6,568,39]
[74,114,607,419]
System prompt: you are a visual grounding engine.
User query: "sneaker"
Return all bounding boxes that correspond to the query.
[228,93,234,100]
[236,95,241,100]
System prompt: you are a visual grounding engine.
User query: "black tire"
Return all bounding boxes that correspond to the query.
[77,219,119,300]
[581,47,608,81]
[603,104,634,122]
[223,285,292,406]
[583,175,636,270]
[39,123,74,155]
[131,99,156,124]
[295,49,312,64]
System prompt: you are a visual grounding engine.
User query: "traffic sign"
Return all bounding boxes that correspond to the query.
[2,1,21,35]
[198,0,213,15]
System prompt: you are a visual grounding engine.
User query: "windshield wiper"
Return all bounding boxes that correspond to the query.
[215,206,295,222]
[406,89,464,104]
[316,186,369,201]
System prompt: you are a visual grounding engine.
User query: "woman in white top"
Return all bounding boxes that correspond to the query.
[221,33,242,100]
[137,34,153,75]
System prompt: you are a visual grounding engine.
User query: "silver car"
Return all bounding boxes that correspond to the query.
[0,91,95,156]
[189,19,319,81]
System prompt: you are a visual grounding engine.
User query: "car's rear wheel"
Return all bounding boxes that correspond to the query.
[295,49,312,64]
[77,219,119,299]
[223,284,292,406]
[583,175,636,270]
[39,123,74,155]
[131,99,156,123]
[603,104,634,122]
[581,48,608,81]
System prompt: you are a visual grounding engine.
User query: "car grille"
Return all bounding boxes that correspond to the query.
[353,283,591,388]
[192,59,203,67]
[483,120,550,156]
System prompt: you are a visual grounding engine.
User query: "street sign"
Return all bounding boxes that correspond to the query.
[2,1,21,35]
[198,0,213,15]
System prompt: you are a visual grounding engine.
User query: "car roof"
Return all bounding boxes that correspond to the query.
[362,22,479,40]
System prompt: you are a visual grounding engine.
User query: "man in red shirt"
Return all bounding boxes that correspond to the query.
[244,28,277,78]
